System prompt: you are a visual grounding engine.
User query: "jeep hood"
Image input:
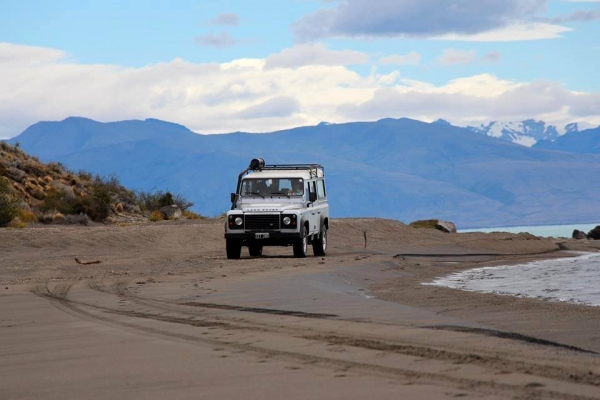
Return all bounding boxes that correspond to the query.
[240,203,304,213]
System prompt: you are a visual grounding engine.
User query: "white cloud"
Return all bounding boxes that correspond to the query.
[0,42,67,65]
[433,22,572,42]
[437,49,477,66]
[337,77,600,128]
[264,43,368,69]
[379,51,422,66]
[237,96,300,119]
[0,43,598,139]
[436,49,502,67]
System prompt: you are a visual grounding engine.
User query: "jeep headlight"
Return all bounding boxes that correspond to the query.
[235,217,243,226]
[283,216,291,226]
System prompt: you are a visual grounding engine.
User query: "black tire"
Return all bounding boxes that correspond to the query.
[293,226,308,258]
[226,239,242,259]
[249,244,263,257]
[312,226,327,256]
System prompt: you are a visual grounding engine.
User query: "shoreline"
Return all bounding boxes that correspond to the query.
[459,222,600,238]
[424,251,600,307]
[371,244,600,352]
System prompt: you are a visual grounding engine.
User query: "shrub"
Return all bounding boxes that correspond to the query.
[31,188,46,200]
[56,213,90,225]
[0,178,19,227]
[183,210,204,220]
[136,190,161,212]
[47,162,65,174]
[7,218,26,229]
[38,183,110,222]
[88,182,111,222]
[148,210,164,222]
[21,159,44,177]
[408,219,440,229]
[18,209,38,223]
[136,189,194,212]
[172,193,194,211]
[6,167,26,183]
[93,174,137,208]
[39,189,78,215]
[158,192,174,208]
[37,213,53,224]
[78,170,92,182]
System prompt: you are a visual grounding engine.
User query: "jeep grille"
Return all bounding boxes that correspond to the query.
[245,214,280,231]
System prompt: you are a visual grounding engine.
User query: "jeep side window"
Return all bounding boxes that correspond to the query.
[310,181,316,198]
[316,180,326,200]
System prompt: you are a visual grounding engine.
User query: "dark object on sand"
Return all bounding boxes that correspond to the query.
[587,226,600,240]
[572,229,588,240]
[364,230,367,248]
[74,257,102,265]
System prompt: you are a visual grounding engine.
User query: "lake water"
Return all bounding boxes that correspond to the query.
[460,223,600,238]
[425,253,600,307]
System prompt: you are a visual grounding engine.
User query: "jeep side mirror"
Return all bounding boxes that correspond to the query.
[230,193,237,203]
[309,192,317,203]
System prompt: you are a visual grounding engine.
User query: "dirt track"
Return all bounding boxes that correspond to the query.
[2,218,600,399]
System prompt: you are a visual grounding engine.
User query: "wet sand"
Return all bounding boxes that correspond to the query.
[1,218,600,399]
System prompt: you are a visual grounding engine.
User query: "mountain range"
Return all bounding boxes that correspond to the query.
[6,116,600,228]
[466,120,596,147]
[533,126,600,154]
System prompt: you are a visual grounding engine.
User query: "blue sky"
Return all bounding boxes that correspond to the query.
[0,0,599,138]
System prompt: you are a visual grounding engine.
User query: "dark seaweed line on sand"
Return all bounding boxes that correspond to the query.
[425,325,598,355]
[395,248,561,258]
[180,302,338,319]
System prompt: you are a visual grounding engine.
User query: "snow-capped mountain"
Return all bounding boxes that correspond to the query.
[563,122,596,135]
[466,120,597,147]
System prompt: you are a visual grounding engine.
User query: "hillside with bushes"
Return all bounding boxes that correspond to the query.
[0,142,199,227]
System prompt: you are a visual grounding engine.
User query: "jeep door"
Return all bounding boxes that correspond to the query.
[309,179,328,234]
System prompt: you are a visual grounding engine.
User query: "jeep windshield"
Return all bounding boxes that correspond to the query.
[241,178,304,197]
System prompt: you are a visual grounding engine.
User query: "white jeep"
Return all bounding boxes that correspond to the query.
[224,158,329,259]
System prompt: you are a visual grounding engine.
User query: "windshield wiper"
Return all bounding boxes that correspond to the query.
[270,191,290,198]
[246,191,265,198]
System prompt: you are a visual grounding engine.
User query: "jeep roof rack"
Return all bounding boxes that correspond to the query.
[258,164,324,178]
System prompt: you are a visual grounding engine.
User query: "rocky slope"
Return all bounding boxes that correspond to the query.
[0,142,191,227]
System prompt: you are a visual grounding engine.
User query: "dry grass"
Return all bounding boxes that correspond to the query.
[18,209,38,223]
[409,219,440,230]
[148,210,164,222]
[7,218,27,229]
[183,210,204,220]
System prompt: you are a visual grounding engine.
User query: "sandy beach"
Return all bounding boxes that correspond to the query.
[2,218,600,399]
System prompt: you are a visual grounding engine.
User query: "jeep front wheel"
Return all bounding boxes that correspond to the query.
[293,226,308,258]
[226,239,242,259]
[312,227,327,256]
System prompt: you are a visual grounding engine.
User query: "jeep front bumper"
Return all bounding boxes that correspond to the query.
[224,231,303,240]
